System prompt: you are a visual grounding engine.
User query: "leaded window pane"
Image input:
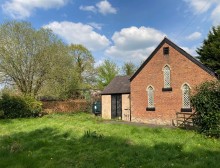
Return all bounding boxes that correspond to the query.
[164,65,171,88]
[148,86,154,108]
[182,84,190,108]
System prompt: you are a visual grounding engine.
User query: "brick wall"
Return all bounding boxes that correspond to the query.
[42,99,89,113]
[131,42,216,125]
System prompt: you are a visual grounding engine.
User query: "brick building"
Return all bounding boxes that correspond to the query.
[101,38,217,125]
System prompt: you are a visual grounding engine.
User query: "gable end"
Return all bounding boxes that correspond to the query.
[130,37,217,81]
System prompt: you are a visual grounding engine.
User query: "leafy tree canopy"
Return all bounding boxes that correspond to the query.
[0,21,70,96]
[97,59,119,90]
[122,62,137,76]
[68,44,95,88]
[40,44,96,99]
[196,25,220,76]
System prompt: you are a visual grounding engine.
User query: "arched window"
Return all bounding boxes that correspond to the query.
[163,65,171,88]
[182,84,190,109]
[147,86,154,108]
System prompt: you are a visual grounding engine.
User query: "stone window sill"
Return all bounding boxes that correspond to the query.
[146,107,155,111]
[181,108,192,112]
[162,87,172,91]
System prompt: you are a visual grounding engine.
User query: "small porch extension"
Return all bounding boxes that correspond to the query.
[101,76,131,121]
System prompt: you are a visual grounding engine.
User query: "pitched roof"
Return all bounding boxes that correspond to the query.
[101,76,130,95]
[130,37,217,81]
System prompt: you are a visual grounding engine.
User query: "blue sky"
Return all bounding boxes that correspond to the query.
[0,0,220,66]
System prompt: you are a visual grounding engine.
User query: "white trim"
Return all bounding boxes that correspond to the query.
[181,82,191,89]
[146,85,155,91]
[162,64,171,71]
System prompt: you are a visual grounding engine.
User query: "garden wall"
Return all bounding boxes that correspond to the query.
[42,99,90,113]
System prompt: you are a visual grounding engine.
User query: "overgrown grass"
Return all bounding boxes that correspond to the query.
[0,112,219,168]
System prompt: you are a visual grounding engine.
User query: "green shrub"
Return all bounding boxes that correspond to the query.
[191,80,220,138]
[0,94,42,118]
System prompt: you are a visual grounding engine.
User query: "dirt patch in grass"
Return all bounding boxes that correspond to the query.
[103,120,176,129]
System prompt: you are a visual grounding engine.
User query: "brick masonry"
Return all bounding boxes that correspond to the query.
[42,99,88,113]
[130,42,216,125]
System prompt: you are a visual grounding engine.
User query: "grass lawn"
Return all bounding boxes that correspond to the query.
[0,113,219,168]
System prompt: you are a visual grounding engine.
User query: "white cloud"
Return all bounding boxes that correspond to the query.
[44,21,110,51]
[94,59,105,67]
[2,0,68,19]
[211,5,220,25]
[184,0,220,24]
[96,0,117,15]
[105,26,166,63]
[88,22,103,30]
[79,5,96,13]
[79,0,117,15]
[181,46,197,56]
[184,0,213,14]
[186,31,202,40]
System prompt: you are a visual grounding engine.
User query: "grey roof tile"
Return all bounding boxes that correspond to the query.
[101,76,130,95]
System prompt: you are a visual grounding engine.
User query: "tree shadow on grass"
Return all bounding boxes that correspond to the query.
[0,127,219,168]
[0,119,13,124]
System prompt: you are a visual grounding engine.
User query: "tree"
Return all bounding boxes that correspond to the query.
[196,25,220,76]
[97,59,119,90]
[191,81,220,138]
[0,21,70,96]
[122,62,137,76]
[68,44,95,88]
[38,67,80,99]
[39,44,96,99]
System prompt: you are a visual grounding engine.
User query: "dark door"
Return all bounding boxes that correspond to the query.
[111,94,122,119]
